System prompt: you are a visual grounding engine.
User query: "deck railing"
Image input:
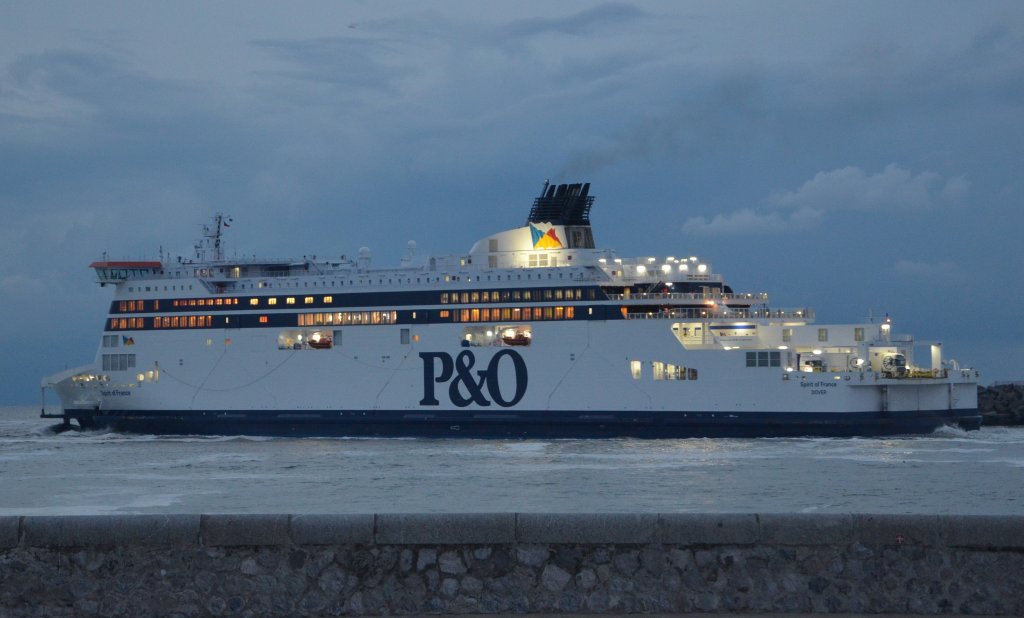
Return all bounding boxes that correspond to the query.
[622,308,813,321]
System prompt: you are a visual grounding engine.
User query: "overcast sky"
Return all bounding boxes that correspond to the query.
[2,1,1022,404]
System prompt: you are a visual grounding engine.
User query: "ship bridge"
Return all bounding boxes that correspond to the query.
[90,261,163,285]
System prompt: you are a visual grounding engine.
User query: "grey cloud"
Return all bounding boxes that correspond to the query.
[681,206,821,236]
[682,164,967,237]
[767,164,969,212]
[251,36,417,93]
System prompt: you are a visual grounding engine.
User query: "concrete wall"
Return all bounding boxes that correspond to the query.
[1,513,1022,616]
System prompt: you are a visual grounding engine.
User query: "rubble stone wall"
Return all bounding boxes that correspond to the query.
[2,513,1022,616]
[979,383,1024,425]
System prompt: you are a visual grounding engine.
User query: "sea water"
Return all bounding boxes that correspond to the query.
[1,406,1021,515]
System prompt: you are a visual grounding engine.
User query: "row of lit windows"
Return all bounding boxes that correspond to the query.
[153,315,215,329]
[109,305,584,331]
[252,296,330,307]
[451,306,576,323]
[297,311,398,327]
[118,300,145,312]
[172,298,240,308]
[629,360,698,381]
[440,288,585,304]
[781,328,865,343]
[118,289,595,314]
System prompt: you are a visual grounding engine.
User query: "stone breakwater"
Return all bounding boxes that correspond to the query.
[1,514,1022,617]
[979,383,1024,425]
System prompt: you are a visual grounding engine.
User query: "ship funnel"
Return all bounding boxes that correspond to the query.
[527,179,594,226]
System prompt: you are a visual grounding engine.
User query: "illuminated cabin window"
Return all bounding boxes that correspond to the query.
[278,329,333,350]
[323,296,333,304]
[268,298,277,305]
[439,310,450,319]
[652,362,689,380]
[462,324,532,347]
[250,299,259,306]
[304,296,314,304]
[286,298,295,305]
[449,305,575,323]
[150,315,212,329]
[259,316,269,324]
[632,360,695,380]
[297,310,397,327]
[440,293,449,304]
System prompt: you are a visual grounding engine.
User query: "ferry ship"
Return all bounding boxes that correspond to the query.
[42,181,981,437]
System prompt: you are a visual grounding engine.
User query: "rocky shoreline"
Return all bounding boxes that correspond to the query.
[978,383,1024,425]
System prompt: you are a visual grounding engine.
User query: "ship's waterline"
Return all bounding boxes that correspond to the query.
[1,407,1022,515]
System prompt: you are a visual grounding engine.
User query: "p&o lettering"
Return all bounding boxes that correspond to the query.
[420,350,527,407]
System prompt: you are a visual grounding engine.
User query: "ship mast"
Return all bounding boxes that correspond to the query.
[194,213,231,262]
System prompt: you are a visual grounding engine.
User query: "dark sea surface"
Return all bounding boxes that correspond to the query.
[1,406,1021,515]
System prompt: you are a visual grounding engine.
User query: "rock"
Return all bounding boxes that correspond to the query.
[541,564,571,591]
[438,550,466,574]
[515,545,549,567]
[416,548,436,571]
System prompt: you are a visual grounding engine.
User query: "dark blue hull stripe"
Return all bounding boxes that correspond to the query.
[63,408,983,438]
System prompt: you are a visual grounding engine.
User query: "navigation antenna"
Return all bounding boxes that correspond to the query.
[195,213,232,262]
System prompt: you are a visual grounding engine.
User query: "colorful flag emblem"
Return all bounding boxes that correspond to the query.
[529,224,563,249]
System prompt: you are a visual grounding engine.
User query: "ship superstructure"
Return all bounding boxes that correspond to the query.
[42,182,981,437]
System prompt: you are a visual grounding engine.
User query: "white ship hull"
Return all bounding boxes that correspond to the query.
[42,182,981,437]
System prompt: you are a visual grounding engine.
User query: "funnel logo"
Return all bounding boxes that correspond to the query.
[530,224,563,250]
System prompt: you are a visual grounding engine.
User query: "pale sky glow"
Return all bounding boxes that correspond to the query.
[2,1,1023,403]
